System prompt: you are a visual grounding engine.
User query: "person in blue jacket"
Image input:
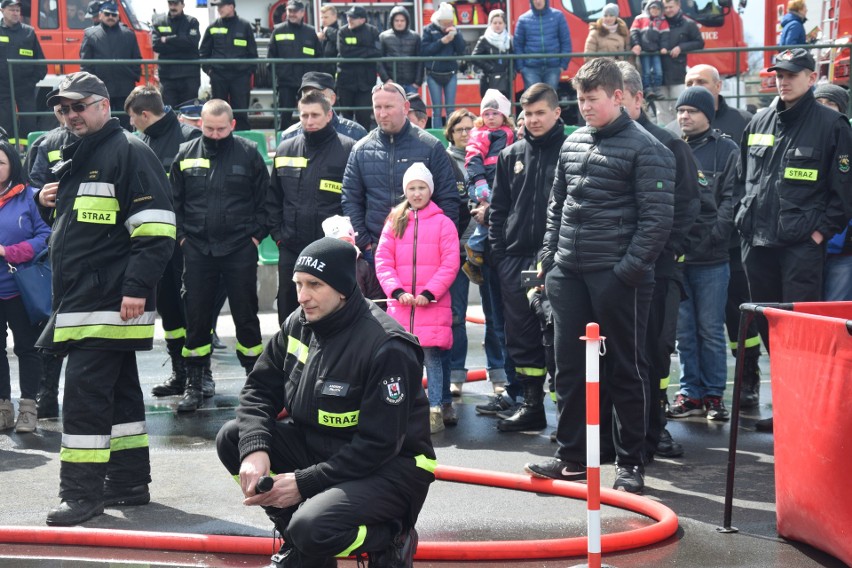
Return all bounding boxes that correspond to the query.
[779,0,808,46]
[514,0,572,91]
[421,2,467,129]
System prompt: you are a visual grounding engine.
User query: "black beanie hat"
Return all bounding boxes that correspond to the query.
[295,238,357,297]
[676,86,716,123]
[814,84,849,115]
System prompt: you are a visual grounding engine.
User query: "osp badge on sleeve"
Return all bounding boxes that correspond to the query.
[382,376,406,405]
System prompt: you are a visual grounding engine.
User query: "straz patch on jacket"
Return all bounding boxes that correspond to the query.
[839,155,850,173]
[697,170,709,187]
[382,376,405,405]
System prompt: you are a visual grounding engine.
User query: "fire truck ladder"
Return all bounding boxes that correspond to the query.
[822,0,842,82]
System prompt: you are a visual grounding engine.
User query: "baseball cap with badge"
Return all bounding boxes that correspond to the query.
[98,1,118,13]
[286,0,304,9]
[406,93,427,115]
[47,72,109,107]
[346,5,367,18]
[299,71,336,95]
[768,48,816,73]
[1,0,21,9]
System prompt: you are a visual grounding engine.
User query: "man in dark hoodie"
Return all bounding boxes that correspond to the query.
[657,0,703,124]
[378,7,423,94]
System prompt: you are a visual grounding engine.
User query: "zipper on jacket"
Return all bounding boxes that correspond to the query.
[410,208,418,333]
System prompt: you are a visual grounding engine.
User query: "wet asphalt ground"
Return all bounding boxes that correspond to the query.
[0,284,846,567]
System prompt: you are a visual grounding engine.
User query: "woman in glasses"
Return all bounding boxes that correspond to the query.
[421,2,466,129]
[0,140,50,433]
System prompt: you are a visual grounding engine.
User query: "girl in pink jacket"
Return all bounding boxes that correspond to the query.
[375,163,460,435]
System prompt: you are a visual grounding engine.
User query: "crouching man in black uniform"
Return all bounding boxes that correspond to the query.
[217,238,434,568]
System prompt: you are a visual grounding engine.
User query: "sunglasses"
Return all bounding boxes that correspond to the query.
[58,99,102,115]
[101,11,119,17]
[372,82,407,100]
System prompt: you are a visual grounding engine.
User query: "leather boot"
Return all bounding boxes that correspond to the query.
[202,359,215,398]
[177,365,204,412]
[152,355,187,397]
[37,354,63,419]
[739,345,761,409]
[497,378,547,432]
[369,524,418,568]
[46,498,104,526]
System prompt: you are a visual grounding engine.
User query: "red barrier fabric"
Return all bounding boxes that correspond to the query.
[764,305,852,567]
[791,301,852,320]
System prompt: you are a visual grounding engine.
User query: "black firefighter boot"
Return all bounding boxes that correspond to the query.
[37,354,63,419]
[497,378,547,432]
[739,345,761,409]
[151,353,187,397]
[202,358,215,398]
[177,364,204,412]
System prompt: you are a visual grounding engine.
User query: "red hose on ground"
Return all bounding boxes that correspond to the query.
[422,368,486,389]
[0,465,678,561]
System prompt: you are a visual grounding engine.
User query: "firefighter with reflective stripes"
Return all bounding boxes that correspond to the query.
[268,90,356,324]
[34,73,175,527]
[0,0,46,146]
[267,0,319,130]
[170,99,268,412]
[217,238,433,568]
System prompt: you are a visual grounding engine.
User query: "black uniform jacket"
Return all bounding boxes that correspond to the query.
[267,20,320,87]
[0,20,46,87]
[151,11,201,79]
[141,110,201,172]
[80,22,142,97]
[199,14,258,79]
[337,22,381,91]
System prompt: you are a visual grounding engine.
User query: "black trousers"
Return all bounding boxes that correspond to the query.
[157,243,187,357]
[276,85,299,130]
[277,244,300,325]
[547,265,652,467]
[741,240,825,348]
[217,419,432,561]
[210,73,252,131]
[336,86,372,131]
[495,255,546,380]
[60,349,150,499]
[161,76,201,108]
[0,85,37,143]
[182,241,262,369]
[643,272,682,456]
[0,295,43,400]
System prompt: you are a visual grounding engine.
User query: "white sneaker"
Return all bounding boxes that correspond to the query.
[14,399,37,433]
[450,383,462,397]
[429,406,445,434]
[0,399,13,430]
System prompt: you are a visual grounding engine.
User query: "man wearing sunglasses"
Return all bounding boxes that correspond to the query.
[80,2,142,131]
[151,0,200,108]
[34,72,175,526]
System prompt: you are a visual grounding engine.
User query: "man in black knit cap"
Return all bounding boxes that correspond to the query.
[216,237,434,568]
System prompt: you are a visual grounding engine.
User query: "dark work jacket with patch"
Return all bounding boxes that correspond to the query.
[141,110,201,172]
[234,288,435,500]
[268,122,355,252]
[151,11,201,80]
[170,134,269,256]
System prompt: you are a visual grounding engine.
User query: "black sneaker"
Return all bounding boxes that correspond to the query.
[495,400,523,419]
[613,465,644,494]
[524,458,586,481]
[667,394,705,418]
[475,393,513,415]
[704,395,730,421]
[655,428,684,458]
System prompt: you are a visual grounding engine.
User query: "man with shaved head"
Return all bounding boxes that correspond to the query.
[666,64,753,142]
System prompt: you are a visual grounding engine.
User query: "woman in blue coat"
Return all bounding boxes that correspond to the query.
[422,2,467,128]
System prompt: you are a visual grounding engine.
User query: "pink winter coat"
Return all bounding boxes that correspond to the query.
[375,200,460,349]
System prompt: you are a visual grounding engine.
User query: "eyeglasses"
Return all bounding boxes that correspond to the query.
[58,99,102,115]
[676,108,702,116]
[101,11,119,17]
[452,126,473,133]
[372,82,407,100]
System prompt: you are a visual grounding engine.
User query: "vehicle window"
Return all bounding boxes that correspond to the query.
[560,0,609,22]
[120,0,148,30]
[38,0,58,29]
[66,0,90,29]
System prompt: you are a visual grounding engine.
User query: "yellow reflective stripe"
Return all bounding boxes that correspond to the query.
[10,138,26,145]
[414,453,437,473]
[660,375,670,389]
[0,36,8,43]
[78,209,116,224]
[783,167,818,181]
[744,336,761,349]
[157,26,172,32]
[47,150,61,162]
[275,156,308,168]
[73,196,120,210]
[275,33,295,40]
[60,447,111,463]
[131,222,177,239]
[318,409,359,427]
[110,433,149,452]
[318,179,342,193]
[287,335,308,364]
[54,324,155,342]
[336,525,367,558]
[345,37,357,44]
[516,367,547,377]
[302,47,315,55]
[549,391,557,402]
[209,27,228,34]
[236,342,263,356]
[676,255,685,263]
[164,327,186,339]
[234,38,247,46]
[18,48,33,57]
[747,133,775,146]
[182,344,212,357]
[180,158,210,170]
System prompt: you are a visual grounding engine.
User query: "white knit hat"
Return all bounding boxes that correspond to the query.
[431,2,455,25]
[322,215,357,242]
[403,162,434,196]
[481,88,511,118]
